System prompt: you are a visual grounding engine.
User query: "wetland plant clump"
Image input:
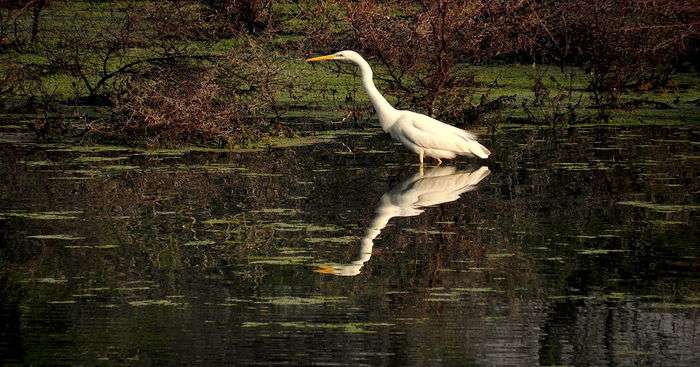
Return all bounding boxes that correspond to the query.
[108,44,288,146]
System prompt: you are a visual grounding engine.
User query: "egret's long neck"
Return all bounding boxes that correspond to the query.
[356,58,397,130]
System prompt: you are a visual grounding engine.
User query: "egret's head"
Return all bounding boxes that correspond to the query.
[306,50,360,64]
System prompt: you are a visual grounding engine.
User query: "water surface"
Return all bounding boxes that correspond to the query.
[1,125,698,366]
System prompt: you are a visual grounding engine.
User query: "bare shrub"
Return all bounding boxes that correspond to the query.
[0,0,48,49]
[36,1,221,104]
[196,0,274,35]
[110,42,287,145]
[528,0,699,101]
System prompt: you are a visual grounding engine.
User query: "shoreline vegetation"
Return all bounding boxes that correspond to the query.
[1,0,698,147]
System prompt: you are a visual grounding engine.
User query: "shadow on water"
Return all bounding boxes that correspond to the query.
[0,124,698,365]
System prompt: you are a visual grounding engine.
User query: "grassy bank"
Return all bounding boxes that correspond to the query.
[1,0,698,147]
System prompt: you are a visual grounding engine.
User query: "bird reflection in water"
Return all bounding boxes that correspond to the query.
[316,166,491,276]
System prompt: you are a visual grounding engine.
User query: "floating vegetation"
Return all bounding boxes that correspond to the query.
[251,208,301,215]
[74,156,129,163]
[183,240,215,246]
[26,234,85,240]
[266,222,342,232]
[34,277,68,284]
[577,249,628,255]
[241,321,392,334]
[20,160,56,167]
[552,162,611,171]
[101,165,139,171]
[304,236,358,244]
[402,228,455,235]
[426,287,503,302]
[548,295,597,301]
[453,287,501,293]
[486,253,515,259]
[241,172,283,177]
[248,255,313,265]
[204,216,244,225]
[176,163,247,173]
[617,201,700,212]
[128,299,185,307]
[64,244,119,249]
[647,303,700,309]
[259,296,347,306]
[0,210,82,220]
[44,144,137,153]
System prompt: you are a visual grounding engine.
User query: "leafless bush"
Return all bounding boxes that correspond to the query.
[196,0,274,35]
[109,43,287,145]
[518,66,587,126]
[0,0,48,49]
[529,0,698,101]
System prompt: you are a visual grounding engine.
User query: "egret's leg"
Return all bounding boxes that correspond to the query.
[436,158,443,166]
[419,151,424,176]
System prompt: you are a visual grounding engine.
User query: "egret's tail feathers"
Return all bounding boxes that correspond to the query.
[466,140,491,159]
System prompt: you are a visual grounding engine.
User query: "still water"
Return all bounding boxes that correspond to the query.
[0,124,698,366]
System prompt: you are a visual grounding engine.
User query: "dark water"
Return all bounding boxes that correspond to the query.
[0,125,698,366]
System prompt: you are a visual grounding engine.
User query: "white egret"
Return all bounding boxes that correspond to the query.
[316,166,491,276]
[306,51,491,166]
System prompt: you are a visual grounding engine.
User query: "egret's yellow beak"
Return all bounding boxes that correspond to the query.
[306,54,336,62]
[314,265,336,274]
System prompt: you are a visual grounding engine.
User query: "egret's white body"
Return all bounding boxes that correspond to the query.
[307,51,491,165]
[316,166,491,276]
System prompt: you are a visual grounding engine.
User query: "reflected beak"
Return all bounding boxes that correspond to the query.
[314,265,336,274]
[306,54,337,62]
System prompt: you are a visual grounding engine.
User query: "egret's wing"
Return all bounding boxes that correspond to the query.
[394,113,488,157]
[408,112,476,140]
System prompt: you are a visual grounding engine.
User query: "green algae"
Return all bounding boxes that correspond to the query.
[251,208,301,215]
[617,201,700,212]
[74,156,130,163]
[487,253,515,259]
[183,240,215,246]
[64,244,119,249]
[128,299,185,307]
[44,144,137,153]
[577,249,628,255]
[249,255,313,265]
[241,321,393,334]
[260,296,347,306]
[34,277,68,284]
[266,222,342,232]
[402,228,456,235]
[304,236,359,244]
[0,210,82,220]
[102,165,139,171]
[26,234,85,240]
[48,300,77,304]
